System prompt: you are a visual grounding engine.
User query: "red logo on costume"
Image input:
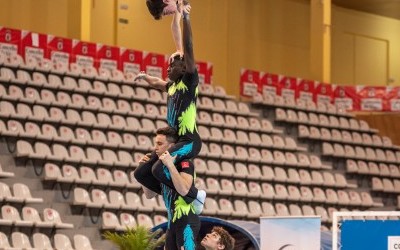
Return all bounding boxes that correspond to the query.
[181,161,190,169]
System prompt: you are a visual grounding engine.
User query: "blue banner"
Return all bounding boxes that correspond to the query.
[341,220,400,250]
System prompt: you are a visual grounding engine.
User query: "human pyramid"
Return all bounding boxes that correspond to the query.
[133,1,207,249]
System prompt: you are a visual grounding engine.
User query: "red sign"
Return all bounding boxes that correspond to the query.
[72,40,97,68]
[333,85,359,111]
[314,82,333,104]
[96,44,120,70]
[119,48,143,75]
[21,31,47,63]
[0,27,21,57]
[357,86,386,111]
[196,61,213,84]
[46,35,73,71]
[279,76,297,101]
[143,52,168,79]
[297,79,315,101]
[240,69,261,97]
[260,73,280,97]
[385,86,400,112]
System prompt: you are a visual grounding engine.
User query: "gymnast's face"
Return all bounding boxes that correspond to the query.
[167,57,185,82]
[154,134,174,156]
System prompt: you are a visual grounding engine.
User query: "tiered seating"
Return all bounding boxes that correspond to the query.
[251,93,398,220]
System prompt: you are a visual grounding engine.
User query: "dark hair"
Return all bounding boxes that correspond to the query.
[212,227,235,250]
[146,0,168,20]
[156,127,178,143]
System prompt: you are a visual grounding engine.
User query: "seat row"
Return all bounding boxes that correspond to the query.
[371,177,400,194]
[253,92,352,118]
[0,83,168,119]
[0,101,165,134]
[195,162,352,188]
[275,108,375,133]
[0,231,93,250]
[200,142,329,169]
[199,125,306,151]
[73,187,165,213]
[1,119,157,151]
[0,182,43,204]
[0,205,73,229]
[322,142,400,164]
[299,124,397,150]
[16,140,138,168]
[346,159,400,179]
[198,96,258,117]
[44,163,141,190]
[197,110,282,134]
[102,211,167,231]
[203,197,374,223]
[196,177,370,207]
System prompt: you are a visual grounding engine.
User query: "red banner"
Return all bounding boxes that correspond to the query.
[21,31,47,63]
[260,72,280,97]
[96,44,120,71]
[196,61,213,84]
[46,35,72,71]
[119,48,143,75]
[143,52,168,79]
[357,86,386,111]
[333,85,359,111]
[72,40,97,68]
[279,76,297,101]
[297,79,315,101]
[0,27,21,57]
[385,86,400,112]
[314,82,333,104]
[240,69,261,97]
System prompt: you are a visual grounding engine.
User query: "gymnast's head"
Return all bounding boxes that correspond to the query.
[167,54,186,82]
[146,0,177,20]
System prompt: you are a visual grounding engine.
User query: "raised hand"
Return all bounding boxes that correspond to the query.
[133,71,147,81]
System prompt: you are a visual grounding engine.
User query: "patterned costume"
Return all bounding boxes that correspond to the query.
[134,70,201,202]
[162,160,200,250]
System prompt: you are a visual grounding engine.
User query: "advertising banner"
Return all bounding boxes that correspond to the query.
[260,216,321,250]
[357,86,386,111]
[72,40,97,68]
[341,220,400,250]
[0,27,21,57]
[260,73,280,97]
[196,61,213,84]
[143,52,168,79]
[119,48,143,75]
[333,85,359,111]
[21,31,47,63]
[297,79,315,102]
[96,44,120,71]
[240,69,260,97]
[314,82,333,104]
[46,35,72,72]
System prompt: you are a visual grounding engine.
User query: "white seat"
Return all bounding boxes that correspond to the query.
[11,232,34,250]
[54,233,74,250]
[33,232,54,250]
[13,183,43,203]
[275,203,290,216]
[137,213,154,228]
[74,234,93,250]
[89,189,109,208]
[261,202,276,216]
[43,208,73,228]
[119,212,137,230]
